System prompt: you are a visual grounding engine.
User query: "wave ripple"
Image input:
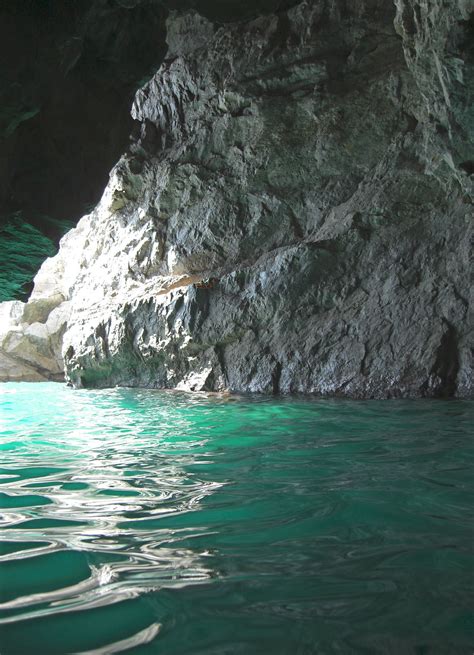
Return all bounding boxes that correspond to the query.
[0,383,472,654]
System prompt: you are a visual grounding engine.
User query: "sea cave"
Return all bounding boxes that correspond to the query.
[0,0,472,653]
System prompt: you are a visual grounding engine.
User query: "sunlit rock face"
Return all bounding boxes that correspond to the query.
[0,300,67,382]
[0,0,297,299]
[3,0,473,396]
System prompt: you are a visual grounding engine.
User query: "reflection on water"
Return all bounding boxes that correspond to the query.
[0,383,472,654]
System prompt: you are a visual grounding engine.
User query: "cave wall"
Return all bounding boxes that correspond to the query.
[0,0,293,299]
[0,0,473,396]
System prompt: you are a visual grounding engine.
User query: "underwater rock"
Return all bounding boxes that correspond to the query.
[1,0,472,396]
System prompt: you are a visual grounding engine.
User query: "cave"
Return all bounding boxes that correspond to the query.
[0,1,472,652]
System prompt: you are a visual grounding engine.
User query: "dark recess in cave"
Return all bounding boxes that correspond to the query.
[0,0,167,237]
[428,322,460,398]
[0,0,299,300]
[459,161,474,176]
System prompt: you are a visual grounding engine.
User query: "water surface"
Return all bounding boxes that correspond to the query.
[0,382,472,654]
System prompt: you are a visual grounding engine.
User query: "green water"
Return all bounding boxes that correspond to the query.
[0,383,472,654]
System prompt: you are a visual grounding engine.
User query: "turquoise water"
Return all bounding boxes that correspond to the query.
[0,383,472,654]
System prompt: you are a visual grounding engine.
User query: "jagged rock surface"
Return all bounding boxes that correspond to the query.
[3,0,473,396]
[0,299,67,382]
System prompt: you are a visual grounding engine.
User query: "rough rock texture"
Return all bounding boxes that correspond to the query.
[2,0,473,396]
[0,0,303,301]
[0,299,67,382]
[0,0,298,234]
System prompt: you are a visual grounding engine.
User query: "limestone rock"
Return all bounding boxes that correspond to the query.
[2,1,473,396]
[0,299,68,382]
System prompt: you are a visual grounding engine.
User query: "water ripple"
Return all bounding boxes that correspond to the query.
[0,383,472,654]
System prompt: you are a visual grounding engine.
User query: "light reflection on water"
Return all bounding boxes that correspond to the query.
[0,382,472,654]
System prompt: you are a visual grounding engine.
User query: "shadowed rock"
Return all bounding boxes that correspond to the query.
[1,0,472,397]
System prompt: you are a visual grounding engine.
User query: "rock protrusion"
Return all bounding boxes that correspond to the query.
[1,1,472,397]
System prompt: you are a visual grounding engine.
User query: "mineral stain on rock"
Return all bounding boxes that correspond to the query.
[0,0,472,397]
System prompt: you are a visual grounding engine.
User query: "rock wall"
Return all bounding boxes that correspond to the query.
[0,299,67,382]
[2,0,473,396]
